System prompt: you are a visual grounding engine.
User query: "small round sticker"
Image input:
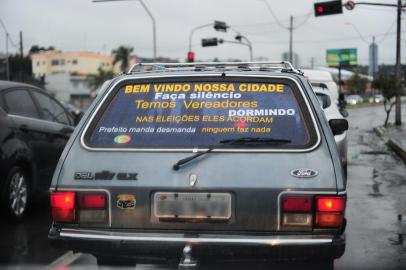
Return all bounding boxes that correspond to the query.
[114,134,132,144]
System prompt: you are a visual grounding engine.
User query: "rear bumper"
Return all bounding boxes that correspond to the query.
[49,227,345,262]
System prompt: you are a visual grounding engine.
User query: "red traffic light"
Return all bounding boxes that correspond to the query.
[187,51,195,62]
[316,6,324,14]
[314,0,343,17]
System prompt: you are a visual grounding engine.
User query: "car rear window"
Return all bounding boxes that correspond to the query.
[84,78,318,150]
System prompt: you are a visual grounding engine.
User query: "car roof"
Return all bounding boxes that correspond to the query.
[302,69,334,82]
[0,80,40,91]
[121,61,304,79]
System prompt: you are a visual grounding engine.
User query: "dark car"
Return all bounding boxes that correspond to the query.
[0,80,75,220]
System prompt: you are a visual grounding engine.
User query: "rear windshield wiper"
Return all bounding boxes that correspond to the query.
[219,137,291,145]
[173,147,213,171]
[173,137,291,171]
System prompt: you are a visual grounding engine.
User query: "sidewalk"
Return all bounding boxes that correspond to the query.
[374,124,406,162]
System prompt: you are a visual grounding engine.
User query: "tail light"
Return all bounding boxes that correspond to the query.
[316,196,345,212]
[281,195,346,229]
[282,196,313,227]
[315,196,345,228]
[79,193,106,209]
[50,192,76,223]
[50,191,108,224]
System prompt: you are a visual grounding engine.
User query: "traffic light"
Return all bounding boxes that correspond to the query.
[314,0,343,17]
[187,51,195,62]
[202,38,219,47]
[213,21,228,32]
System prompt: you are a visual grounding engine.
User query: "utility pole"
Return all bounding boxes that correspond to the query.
[289,15,293,64]
[19,31,23,81]
[395,0,402,125]
[371,36,377,101]
[343,0,403,125]
[5,33,9,80]
[19,31,23,59]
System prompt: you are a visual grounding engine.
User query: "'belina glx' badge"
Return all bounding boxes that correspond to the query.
[117,194,136,209]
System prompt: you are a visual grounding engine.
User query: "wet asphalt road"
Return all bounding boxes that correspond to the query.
[0,104,405,270]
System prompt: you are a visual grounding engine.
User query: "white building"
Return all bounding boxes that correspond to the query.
[31,51,119,78]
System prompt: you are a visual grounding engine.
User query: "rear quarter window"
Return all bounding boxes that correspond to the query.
[84,77,318,150]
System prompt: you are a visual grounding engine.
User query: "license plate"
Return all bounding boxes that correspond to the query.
[153,192,232,221]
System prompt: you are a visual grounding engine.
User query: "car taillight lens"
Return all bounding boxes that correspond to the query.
[50,191,108,224]
[316,213,344,227]
[282,196,313,227]
[315,196,346,228]
[281,195,346,229]
[78,193,108,224]
[283,197,312,212]
[316,197,345,212]
[50,192,76,223]
[79,193,106,209]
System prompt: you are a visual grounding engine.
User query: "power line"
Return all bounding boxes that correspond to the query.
[376,19,397,44]
[252,30,406,45]
[292,12,313,29]
[233,20,282,28]
[0,18,19,49]
[261,0,290,30]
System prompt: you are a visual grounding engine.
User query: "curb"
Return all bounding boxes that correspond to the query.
[386,139,406,162]
[373,126,406,163]
[373,126,386,137]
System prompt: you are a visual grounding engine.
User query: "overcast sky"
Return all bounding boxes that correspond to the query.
[0,0,404,67]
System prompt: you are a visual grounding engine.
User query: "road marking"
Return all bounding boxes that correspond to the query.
[46,251,82,269]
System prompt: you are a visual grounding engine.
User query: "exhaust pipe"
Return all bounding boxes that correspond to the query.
[178,244,198,270]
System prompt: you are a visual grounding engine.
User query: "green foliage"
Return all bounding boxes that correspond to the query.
[28,45,55,55]
[347,72,368,95]
[112,46,134,73]
[373,73,398,127]
[372,73,397,100]
[8,54,32,75]
[87,67,114,90]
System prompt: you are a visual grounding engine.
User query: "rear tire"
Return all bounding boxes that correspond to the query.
[1,166,30,220]
[96,256,137,268]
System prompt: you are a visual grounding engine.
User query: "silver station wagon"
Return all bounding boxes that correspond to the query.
[48,62,348,269]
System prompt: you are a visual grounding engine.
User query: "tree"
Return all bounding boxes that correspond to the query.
[8,54,32,80]
[112,46,134,73]
[347,72,369,95]
[28,45,56,55]
[87,67,114,91]
[373,73,397,127]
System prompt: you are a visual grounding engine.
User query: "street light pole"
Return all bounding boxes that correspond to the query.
[233,33,253,61]
[138,0,156,61]
[241,37,253,62]
[289,15,293,63]
[395,0,402,125]
[93,0,157,61]
[189,23,213,53]
[219,39,252,61]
